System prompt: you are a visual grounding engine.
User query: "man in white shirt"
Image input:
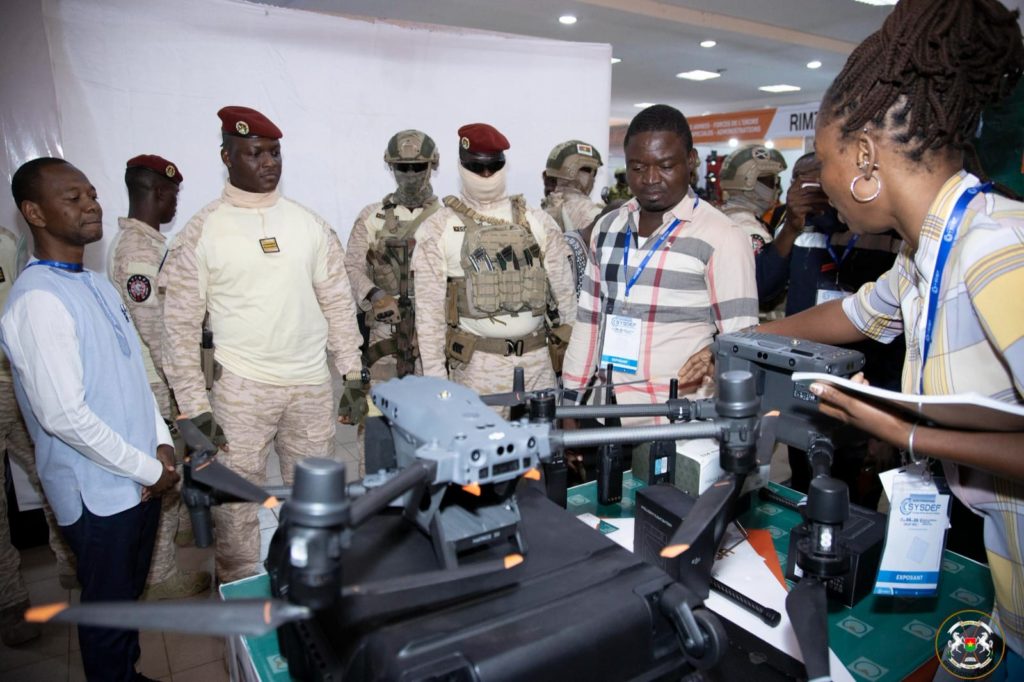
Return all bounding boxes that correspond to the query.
[2,157,177,681]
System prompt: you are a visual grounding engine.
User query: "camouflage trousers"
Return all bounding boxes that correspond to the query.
[0,383,75,610]
[145,380,181,585]
[452,345,556,419]
[211,368,335,582]
[356,328,419,477]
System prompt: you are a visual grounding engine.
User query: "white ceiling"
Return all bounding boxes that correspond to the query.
[249,0,898,122]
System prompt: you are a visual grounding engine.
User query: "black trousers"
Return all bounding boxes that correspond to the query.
[60,499,160,682]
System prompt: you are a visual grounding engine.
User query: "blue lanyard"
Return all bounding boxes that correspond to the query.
[824,234,859,269]
[25,259,83,273]
[624,197,696,297]
[919,182,992,392]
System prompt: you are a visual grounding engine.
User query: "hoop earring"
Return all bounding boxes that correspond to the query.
[850,174,881,203]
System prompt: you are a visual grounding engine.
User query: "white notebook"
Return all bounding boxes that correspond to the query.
[792,372,1024,432]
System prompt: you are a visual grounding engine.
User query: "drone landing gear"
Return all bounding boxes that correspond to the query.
[428,500,527,569]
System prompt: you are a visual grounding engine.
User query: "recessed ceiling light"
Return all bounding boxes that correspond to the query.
[701,111,711,116]
[806,60,822,69]
[677,70,721,81]
[610,57,621,64]
[558,14,577,25]
[700,40,717,48]
[852,0,897,6]
[764,140,775,149]
[758,84,802,93]
[728,138,739,148]
[634,102,656,108]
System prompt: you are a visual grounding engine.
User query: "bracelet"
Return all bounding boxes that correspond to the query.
[906,422,920,464]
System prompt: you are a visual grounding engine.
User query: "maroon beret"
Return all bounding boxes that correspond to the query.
[457,123,510,154]
[217,105,283,139]
[126,154,183,184]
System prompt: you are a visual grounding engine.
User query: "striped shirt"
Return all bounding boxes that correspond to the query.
[843,171,1024,654]
[561,191,758,415]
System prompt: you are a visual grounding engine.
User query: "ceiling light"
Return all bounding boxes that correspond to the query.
[806,60,822,69]
[758,84,802,93]
[677,70,721,81]
[728,138,739,148]
[700,40,717,48]
[634,102,656,108]
[701,111,711,116]
[558,14,577,25]
[852,0,897,6]
[610,57,621,64]
[764,140,775,149]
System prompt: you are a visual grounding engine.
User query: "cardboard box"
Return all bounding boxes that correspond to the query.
[674,438,770,498]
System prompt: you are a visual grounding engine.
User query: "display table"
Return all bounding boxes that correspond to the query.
[222,475,993,682]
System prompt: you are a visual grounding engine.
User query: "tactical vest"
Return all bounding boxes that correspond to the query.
[366,196,439,298]
[445,195,549,322]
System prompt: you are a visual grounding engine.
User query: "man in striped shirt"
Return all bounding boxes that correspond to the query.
[561,105,758,417]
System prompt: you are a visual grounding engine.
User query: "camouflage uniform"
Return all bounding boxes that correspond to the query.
[108,216,204,593]
[412,191,577,406]
[0,225,75,618]
[161,184,363,582]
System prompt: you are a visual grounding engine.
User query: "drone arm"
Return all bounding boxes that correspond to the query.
[349,459,436,528]
[552,420,723,450]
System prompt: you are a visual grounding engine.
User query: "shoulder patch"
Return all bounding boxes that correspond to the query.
[126,274,152,302]
[750,234,767,256]
[453,224,466,232]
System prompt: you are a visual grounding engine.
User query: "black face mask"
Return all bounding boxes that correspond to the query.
[461,159,506,175]
[393,162,429,173]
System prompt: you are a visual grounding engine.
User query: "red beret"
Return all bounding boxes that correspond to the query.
[126,154,183,184]
[457,123,509,154]
[217,105,283,139]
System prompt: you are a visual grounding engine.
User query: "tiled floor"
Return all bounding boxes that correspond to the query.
[0,423,361,681]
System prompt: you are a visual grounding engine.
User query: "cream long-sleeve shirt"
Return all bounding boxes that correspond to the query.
[161,183,363,416]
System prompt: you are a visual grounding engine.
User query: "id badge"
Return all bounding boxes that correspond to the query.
[600,314,641,375]
[815,288,846,304]
[873,469,949,596]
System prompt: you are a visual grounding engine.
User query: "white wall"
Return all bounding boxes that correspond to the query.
[2,0,611,271]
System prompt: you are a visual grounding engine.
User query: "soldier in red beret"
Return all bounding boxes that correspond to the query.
[160,106,366,582]
[411,123,576,411]
[107,154,212,600]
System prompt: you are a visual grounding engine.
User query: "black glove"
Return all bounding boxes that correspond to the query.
[190,411,228,450]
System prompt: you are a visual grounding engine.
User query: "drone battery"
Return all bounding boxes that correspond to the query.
[631,440,676,486]
[634,484,696,580]
[784,502,886,607]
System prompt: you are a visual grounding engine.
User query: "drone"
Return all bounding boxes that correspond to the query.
[26,331,865,682]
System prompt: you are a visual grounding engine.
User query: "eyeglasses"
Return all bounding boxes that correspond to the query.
[461,159,506,175]
[393,163,429,173]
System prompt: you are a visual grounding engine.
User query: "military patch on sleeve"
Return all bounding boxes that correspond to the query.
[750,234,767,256]
[126,274,152,302]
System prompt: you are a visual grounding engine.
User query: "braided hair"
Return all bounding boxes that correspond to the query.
[821,0,1023,167]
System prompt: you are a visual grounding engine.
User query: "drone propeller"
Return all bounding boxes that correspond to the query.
[177,417,279,507]
[785,577,832,681]
[341,554,525,626]
[24,599,311,637]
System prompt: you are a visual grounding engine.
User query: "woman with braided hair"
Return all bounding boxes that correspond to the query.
[747,0,1024,671]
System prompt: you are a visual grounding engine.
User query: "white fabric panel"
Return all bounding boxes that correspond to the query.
[36,0,611,272]
[0,0,63,231]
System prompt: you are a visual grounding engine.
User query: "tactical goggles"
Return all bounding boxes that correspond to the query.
[461,158,506,175]
[393,162,430,173]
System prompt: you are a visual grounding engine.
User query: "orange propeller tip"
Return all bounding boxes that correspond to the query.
[263,602,272,624]
[660,544,689,559]
[462,483,482,497]
[263,496,280,509]
[766,410,781,417]
[25,603,68,623]
[523,468,541,481]
[504,554,524,569]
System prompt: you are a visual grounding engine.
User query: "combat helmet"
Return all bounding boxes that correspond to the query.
[719,144,787,193]
[545,140,604,182]
[384,130,439,169]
